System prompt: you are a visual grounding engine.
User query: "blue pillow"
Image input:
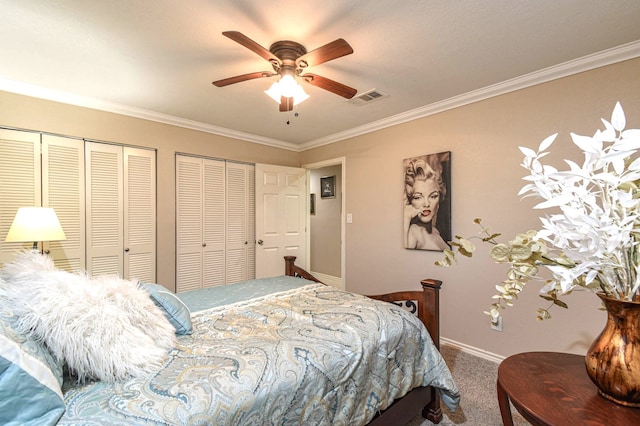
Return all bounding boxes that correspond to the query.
[0,301,65,426]
[139,282,193,335]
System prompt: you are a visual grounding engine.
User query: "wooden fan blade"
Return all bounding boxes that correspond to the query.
[302,74,357,99]
[296,39,353,69]
[222,31,280,64]
[279,96,293,112]
[212,71,276,87]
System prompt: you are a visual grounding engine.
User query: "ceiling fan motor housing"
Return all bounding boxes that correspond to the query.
[269,40,307,74]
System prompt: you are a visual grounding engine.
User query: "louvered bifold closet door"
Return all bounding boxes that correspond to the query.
[176,156,254,291]
[0,129,40,265]
[85,142,124,276]
[124,147,156,283]
[246,165,256,279]
[203,158,226,288]
[176,155,204,292]
[226,162,255,284]
[42,135,85,271]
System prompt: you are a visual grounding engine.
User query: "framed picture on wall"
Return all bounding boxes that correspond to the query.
[320,175,336,198]
[310,193,316,215]
[403,151,451,251]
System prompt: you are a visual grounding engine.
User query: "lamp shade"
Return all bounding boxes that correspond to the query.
[5,207,66,243]
[265,75,309,106]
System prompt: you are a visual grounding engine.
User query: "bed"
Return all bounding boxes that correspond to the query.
[284,256,452,425]
[0,251,459,425]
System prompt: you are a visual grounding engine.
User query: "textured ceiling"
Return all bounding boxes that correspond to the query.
[2,0,640,150]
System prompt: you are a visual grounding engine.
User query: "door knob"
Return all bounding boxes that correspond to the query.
[258,239,264,245]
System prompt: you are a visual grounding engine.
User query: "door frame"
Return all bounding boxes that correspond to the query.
[302,157,346,289]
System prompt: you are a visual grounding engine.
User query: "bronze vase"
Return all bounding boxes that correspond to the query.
[585,293,640,407]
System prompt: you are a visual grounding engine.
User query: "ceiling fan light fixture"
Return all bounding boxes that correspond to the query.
[265,75,309,106]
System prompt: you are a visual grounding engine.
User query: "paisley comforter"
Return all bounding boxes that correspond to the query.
[58,280,459,425]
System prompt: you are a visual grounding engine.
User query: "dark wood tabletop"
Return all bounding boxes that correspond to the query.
[497,351,640,426]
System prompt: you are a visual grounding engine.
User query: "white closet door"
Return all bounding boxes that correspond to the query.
[246,165,256,279]
[0,129,40,264]
[42,135,85,271]
[203,158,226,287]
[124,147,156,282]
[176,156,256,290]
[85,142,123,276]
[176,155,204,291]
[226,162,250,284]
[225,163,256,284]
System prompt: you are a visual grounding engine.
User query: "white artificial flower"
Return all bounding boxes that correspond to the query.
[438,102,640,320]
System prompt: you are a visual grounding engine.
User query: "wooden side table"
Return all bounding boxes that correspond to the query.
[497,352,640,426]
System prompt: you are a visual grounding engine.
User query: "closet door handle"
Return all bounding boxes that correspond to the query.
[124,248,130,252]
[258,239,264,245]
[202,243,207,247]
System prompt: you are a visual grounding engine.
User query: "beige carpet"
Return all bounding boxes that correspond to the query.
[407,344,529,426]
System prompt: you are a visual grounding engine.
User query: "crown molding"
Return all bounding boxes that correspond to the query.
[3,41,639,153]
[0,78,298,151]
[300,40,640,151]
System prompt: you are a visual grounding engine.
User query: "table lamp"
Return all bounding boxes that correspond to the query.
[5,207,66,252]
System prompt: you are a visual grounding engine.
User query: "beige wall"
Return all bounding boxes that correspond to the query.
[3,57,640,358]
[0,91,300,291]
[300,58,640,357]
[310,165,342,277]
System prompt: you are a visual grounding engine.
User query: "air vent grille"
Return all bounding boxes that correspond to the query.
[348,89,388,106]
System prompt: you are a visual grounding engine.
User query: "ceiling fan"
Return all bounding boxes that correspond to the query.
[212,31,357,112]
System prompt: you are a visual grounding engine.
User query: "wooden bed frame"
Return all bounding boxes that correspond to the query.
[284,256,443,424]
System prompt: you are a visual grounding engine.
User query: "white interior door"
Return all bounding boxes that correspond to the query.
[0,129,40,265]
[85,142,124,277]
[255,164,307,278]
[42,135,85,271]
[123,147,156,282]
[226,162,255,284]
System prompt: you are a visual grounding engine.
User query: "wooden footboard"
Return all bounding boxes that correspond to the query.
[283,256,443,424]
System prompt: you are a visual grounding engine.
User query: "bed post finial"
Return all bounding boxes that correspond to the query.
[284,256,297,277]
[420,278,441,350]
[283,256,323,283]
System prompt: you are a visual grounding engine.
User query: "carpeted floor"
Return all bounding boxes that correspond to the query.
[407,344,529,425]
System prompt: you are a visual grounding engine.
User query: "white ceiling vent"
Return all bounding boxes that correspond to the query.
[348,89,389,106]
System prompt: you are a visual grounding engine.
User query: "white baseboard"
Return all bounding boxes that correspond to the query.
[441,337,505,364]
[310,271,343,289]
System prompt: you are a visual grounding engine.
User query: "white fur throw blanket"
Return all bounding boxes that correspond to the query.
[0,251,176,383]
